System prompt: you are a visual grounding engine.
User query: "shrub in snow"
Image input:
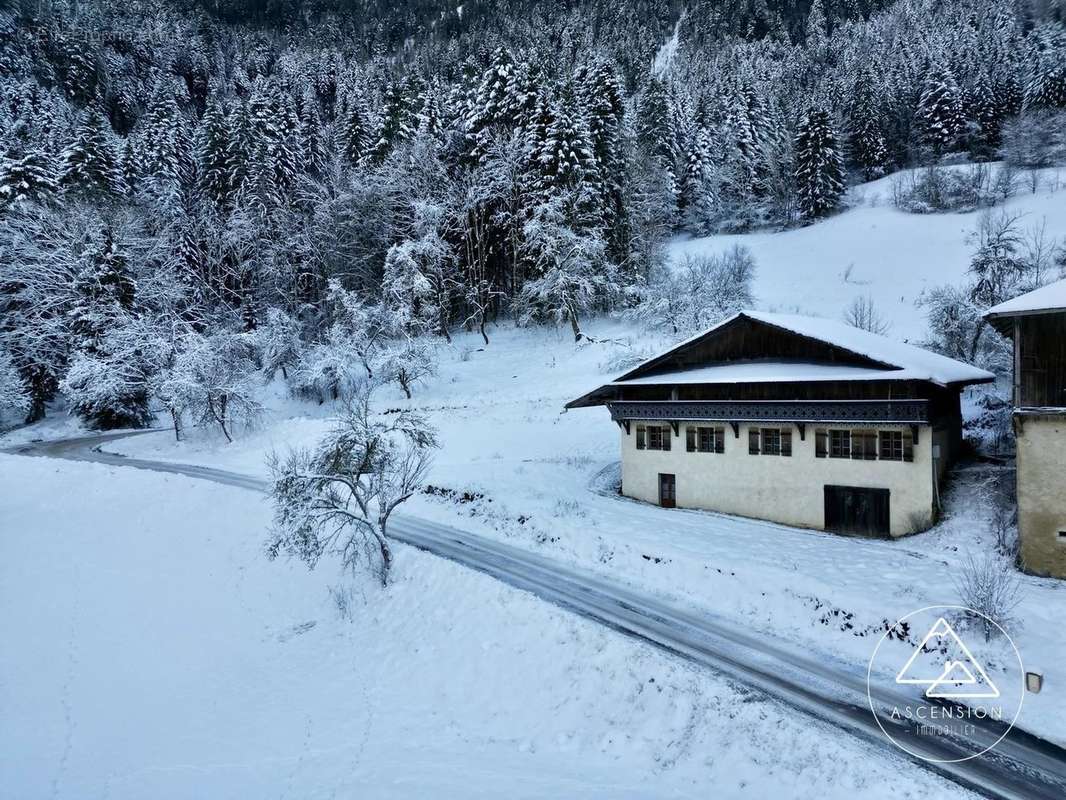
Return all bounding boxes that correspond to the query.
[267,390,438,587]
[155,332,262,442]
[292,334,371,404]
[627,246,755,336]
[953,554,1022,643]
[891,165,1000,214]
[61,347,155,429]
[379,338,437,399]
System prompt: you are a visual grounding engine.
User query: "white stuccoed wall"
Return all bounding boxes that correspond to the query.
[619,421,938,537]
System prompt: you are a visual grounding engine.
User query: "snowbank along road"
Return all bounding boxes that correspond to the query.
[8,430,1066,800]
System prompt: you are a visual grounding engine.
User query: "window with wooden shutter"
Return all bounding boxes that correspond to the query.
[879,430,904,461]
[648,426,661,450]
[829,430,851,458]
[662,425,671,451]
[903,429,914,462]
[781,429,792,457]
[691,426,726,454]
[815,430,827,458]
[748,428,760,454]
[636,426,646,450]
[851,429,877,460]
[686,426,696,452]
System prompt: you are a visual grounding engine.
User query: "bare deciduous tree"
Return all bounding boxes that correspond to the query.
[954,553,1022,642]
[843,295,890,335]
[267,389,437,587]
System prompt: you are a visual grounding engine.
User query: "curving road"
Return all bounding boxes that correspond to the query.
[8,430,1066,800]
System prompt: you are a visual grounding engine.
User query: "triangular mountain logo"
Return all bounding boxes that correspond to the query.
[895,617,1000,699]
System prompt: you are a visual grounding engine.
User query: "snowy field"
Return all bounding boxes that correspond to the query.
[0,454,976,799]
[97,314,1066,747]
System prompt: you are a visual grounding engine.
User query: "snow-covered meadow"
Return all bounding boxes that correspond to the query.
[670,165,1066,339]
[96,313,1065,747]
[0,454,976,799]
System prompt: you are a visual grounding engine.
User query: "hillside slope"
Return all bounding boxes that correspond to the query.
[670,166,1066,340]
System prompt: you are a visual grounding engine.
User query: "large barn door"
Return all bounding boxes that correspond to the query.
[659,473,676,508]
[824,486,890,537]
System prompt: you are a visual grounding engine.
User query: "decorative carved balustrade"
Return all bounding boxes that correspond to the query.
[607,399,929,424]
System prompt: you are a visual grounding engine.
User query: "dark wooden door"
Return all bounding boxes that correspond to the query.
[659,473,676,508]
[824,486,890,537]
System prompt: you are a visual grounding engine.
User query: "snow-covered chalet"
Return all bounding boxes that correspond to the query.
[567,311,993,537]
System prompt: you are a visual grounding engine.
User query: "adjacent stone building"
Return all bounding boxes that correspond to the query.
[986,279,1066,578]
[567,311,993,537]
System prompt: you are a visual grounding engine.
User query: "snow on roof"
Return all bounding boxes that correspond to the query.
[616,310,993,388]
[613,361,923,386]
[986,278,1066,318]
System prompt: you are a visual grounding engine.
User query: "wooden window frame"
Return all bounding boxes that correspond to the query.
[879,430,903,461]
[644,424,671,451]
[761,428,782,456]
[636,425,646,450]
[695,426,725,454]
[829,429,851,459]
[815,429,828,458]
[748,428,760,455]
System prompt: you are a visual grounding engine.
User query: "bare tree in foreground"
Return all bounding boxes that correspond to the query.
[954,553,1022,642]
[267,389,437,587]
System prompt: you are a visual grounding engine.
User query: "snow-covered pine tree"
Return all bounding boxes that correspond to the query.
[1023,22,1066,110]
[0,149,58,208]
[530,87,601,226]
[794,107,845,220]
[847,69,889,180]
[240,81,284,213]
[678,124,717,233]
[967,70,1003,159]
[581,62,627,237]
[197,94,232,209]
[415,81,448,144]
[67,225,137,355]
[371,80,414,163]
[338,84,371,167]
[141,83,192,204]
[465,46,517,163]
[805,0,829,62]
[916,63,965,155]
[58,106,122,197]
[297,87,328,176]
[273,91,303,196]
[228,101,253,195]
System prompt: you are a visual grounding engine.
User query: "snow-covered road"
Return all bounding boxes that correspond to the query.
[8,431,1066,800]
